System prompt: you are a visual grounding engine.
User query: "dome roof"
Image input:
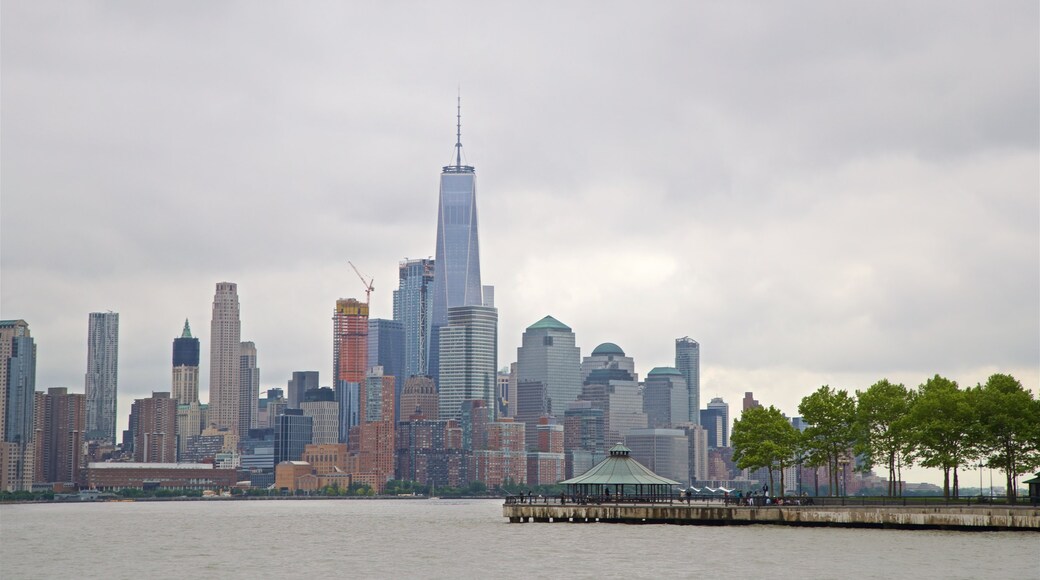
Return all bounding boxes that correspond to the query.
[591,342,625,357]
[647,366,683,377]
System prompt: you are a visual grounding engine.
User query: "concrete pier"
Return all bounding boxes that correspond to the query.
[503,503,1040,531]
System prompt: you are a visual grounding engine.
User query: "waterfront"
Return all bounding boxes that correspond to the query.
[1,499,1036,579]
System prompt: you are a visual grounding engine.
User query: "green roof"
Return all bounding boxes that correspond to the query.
[647,366,683,377]
[526,315,571,332]
[560,443,680,486]
[591,342,625,356]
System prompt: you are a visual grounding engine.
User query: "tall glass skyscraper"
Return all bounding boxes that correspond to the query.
[675,337,700,425]
[86,311,119,442]
[438,305,497,421]
[429,100,483,385]
[393,258,434,380]
[516,315,582,423]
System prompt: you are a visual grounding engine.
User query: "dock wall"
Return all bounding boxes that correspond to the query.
[502,504,1040,531]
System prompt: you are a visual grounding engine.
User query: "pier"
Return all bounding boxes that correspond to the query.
[503,501,1040,531]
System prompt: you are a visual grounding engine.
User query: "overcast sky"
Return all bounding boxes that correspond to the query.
[2,2,1037,484]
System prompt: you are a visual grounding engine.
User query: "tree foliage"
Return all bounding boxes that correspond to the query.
[731,405,800,493]
[854,379,914,496]
[905,375,977,499]
[798,386,857,496]
[974,374,1040,502]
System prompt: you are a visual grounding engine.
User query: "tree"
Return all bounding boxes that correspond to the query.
[798,386,857,496]
[731,405,800,493]
[975,374,1040,502]
[855,379,914,496]
[906,375,977,499]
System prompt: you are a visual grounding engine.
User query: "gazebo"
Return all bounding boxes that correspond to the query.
[560,443,680,503]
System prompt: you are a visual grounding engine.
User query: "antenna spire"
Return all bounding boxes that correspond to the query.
[455,89,462,169]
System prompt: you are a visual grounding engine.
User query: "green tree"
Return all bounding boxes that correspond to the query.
[855,379,914,496]
[975,373,1040,502]
[731,405,800,493]
[798,386,857,496]
[906,375,977,499]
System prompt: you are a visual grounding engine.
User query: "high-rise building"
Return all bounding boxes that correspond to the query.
[1,320,36,491]
[175,402,207,460]
[580,343,646,444]
[393,258,434,380]
[642,367,689,429]
[438,305,497,421]
[274,409,313,464]
[429,101,483,384]
[701,396,730,448]
[368,319,405,421]
[129,392,177,463]
[675,337,700,425]
[209,282,241,435]
[581,342,636,383]
[333,298,367,443]
[33,387,86,484]
[625,428,690,484]
[516,315,582,419]
[400,376,438,420]
[172,319,200,404]
[239,341,259,433]
[287,371,318,410]
[85,312,119,442]
[300,387,339,445]
[742,392,760,412]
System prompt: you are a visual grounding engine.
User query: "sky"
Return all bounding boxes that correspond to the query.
[2,2,1038,486]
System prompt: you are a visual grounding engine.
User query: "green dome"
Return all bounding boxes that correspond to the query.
[647,366,683,377]
[591,342,625,356]
[526,315,571,331]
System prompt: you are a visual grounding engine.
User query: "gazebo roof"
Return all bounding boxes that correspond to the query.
[560,443,680,486]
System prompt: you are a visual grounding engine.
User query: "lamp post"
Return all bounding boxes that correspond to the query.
[838,457,849,497]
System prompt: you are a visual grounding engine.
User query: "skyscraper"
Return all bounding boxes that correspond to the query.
[393,258,434,380]
[209,283,241,435]
[429,100,483,384]
[172,319,200,404]
[287,371,319,410]
[701,396,730,448]
[516,316,582,417]
[239,341,259,434]
[438,305,497,421]
[130,392,177,463]
[675,337,700,425]
[1,320,36,491]
[33,387,86,484]
[333,298,367,443]
[368,319,405,421]
[85,312,119,442]
[580,343,646,444]
[642,367,689,429]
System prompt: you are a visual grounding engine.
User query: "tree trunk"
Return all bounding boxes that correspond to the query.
[943,468,950,499]
[953,467,959,498]
[1007,470,1016,503]
[814,467,819,497]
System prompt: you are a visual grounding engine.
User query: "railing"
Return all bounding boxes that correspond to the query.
[504,494,1039,507]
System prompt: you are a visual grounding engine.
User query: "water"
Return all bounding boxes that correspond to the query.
[1,499,1037,579]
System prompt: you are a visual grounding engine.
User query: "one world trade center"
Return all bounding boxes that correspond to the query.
[428,98,483,384]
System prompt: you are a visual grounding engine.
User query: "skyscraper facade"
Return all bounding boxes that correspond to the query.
[368,319,405,421]
[333,298,368,443]
[516,316,582,417]
[438,305,497,421]
[675,337,700,425]
[239,341,259,435]
[172,319,200,404]
[429,102,483,384]
[580,343,646,444]
[33,387,86,484]
[85,312,119,442]
[642,367,689,429]
[287,371,319,410]
[701,396,730,448]
[393,258,434,380]
[209,283,241,435]
[1,320,36,491]
[130,392,177,463]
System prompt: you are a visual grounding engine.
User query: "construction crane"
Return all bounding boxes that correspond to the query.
[348,261,375,304]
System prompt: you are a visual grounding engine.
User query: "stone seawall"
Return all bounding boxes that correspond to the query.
[502,504,1040,531]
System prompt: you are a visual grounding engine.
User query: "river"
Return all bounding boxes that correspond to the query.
[1,499,1036,579]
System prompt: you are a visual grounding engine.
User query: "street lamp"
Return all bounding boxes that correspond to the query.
[838,457,849,497]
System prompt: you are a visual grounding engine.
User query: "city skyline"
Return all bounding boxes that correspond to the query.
[1,3,1037,489]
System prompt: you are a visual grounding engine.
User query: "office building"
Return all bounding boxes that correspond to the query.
[287,371,318,410]
[516,315,582,420]
[85,312,119,442]
[300,387,339,445]
[625,428,690,484]
[171,319,200,404]
[701,397,730,448]
[274,409,313,464]
[393,258,435,381]
[33,387,86,485]
[675,337,700,424]
[239,341,259,433]
[367,319,405,420]
[209,282,242,435]
[130,392,177,463]
[743,392,760,412]
[438,306,497,421]
[2,320,36,491]
[642,367,689,429]
[175,402,207,460]
[580,343,646,444]
[400,375,438,420]
[429,101,484,384]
